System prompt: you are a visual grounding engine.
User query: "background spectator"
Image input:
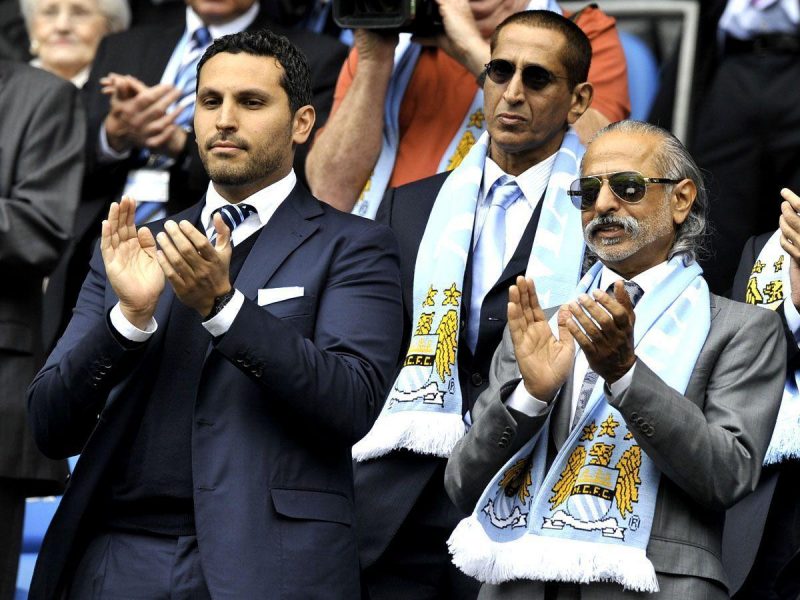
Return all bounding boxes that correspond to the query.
[0,60,84,600]
[306,0,629,217]
[21,0,130,87]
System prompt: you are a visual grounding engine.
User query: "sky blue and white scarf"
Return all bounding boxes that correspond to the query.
[352,129,585,461]
[447,258,710,592]
[743,230,800,465]
[351,0,562,219]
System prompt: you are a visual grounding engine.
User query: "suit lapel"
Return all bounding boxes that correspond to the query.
[234,185,322,300]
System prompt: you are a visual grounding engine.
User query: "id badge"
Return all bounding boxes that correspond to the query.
[123,168,170,203]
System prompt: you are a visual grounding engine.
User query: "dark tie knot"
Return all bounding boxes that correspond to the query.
[607,280,644,307]
[212,203,257,235]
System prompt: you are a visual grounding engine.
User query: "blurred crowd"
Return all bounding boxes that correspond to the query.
[1,0,799,599]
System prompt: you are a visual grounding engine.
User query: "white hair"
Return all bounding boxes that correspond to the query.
[20,0,131,33]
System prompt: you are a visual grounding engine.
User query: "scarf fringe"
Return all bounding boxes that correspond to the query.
[448,515,660,592]
[764,396,800,464]
[352,411,466,461]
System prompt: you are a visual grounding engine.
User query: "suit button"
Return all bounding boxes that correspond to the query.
[471,373,483,387]
[64,473,71,484]
[459,319,466,332]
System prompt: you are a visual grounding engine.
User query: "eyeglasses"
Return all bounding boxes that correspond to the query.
[483,59,569,91]
[567,171,684,210]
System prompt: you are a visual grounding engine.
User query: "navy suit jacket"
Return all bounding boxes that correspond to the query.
[354,172,543,568]
[27,184,404,599]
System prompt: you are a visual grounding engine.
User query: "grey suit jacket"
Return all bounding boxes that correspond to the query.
[445,292,786,599]
[0,61,82,492]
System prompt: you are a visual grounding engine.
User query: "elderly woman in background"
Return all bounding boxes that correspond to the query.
[21,0,129,86]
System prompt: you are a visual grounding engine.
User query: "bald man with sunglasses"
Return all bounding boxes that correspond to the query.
[350,11,593,600]
[444,120,786,599]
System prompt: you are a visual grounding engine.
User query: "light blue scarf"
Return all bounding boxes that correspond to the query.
[351,0,562,219]
[447,258,710,592]
[744,230,800,464]
[353,129,585,461]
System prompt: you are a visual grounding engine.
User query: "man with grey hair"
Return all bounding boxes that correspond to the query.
[444,120,787,598]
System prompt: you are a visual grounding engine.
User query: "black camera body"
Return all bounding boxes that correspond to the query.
[332,0,443,35]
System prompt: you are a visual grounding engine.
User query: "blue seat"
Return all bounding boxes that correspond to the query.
[619,29,660,121]
[15,456,78,598]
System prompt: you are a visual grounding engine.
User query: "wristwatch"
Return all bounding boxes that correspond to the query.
[205,289,235,321]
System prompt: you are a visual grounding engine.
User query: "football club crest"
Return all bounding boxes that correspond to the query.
[389,284,460,407]
[542,427,643,540]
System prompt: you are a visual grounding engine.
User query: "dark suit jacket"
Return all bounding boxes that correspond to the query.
[722,232,800,595]
[0,61,79,493]
[445,293,786,598]
[354,172,543,568]
[27,185,404,599]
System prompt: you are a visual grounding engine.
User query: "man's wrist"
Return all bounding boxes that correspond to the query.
[204,288,235,321]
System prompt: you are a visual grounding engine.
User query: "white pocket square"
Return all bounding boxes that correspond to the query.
[258,287,304,306]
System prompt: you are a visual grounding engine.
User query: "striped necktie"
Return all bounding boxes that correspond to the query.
[209,203,257,246]
[173,26,212,128]
[467,176,524,351]
[134,27,213,225]
[570,281,644,430]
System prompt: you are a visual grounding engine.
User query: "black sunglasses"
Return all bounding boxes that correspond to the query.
[567,171,683,210]
[483,59,569,91]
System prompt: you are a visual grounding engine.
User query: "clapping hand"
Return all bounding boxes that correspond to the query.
[779,188,800,310]
[563,282,636,384]
[508,276,574,403]
[100,196,165,329]
[155,213,233,317]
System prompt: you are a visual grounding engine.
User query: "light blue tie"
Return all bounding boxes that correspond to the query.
[467,176,523,352]
[134,27,213,225]
[209,203,257,246]
[570,280,644,430]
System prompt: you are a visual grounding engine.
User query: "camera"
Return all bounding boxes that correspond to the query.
[332,0,443,35]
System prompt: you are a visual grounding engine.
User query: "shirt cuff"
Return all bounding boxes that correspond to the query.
[98,125,131,162]
[110,303,157,342]
[505,380,551,417]
[607,362,636,398]
[202,290,245,337]
[783,297,800,348]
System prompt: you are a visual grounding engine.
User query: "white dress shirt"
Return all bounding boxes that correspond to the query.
[719,0,800,40]
[506,261,673,420]
[110,170,297,341]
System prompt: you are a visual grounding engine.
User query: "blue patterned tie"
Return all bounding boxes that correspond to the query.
[467,176,524,352]
[209,203,257,246]
[570,281,644,430]
[134,27,212,225]
[173,26,212,128]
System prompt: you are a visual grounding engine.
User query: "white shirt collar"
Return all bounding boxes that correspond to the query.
[599,260,672,297]
[185,1,260,39]
[480,151,559,209]
[201,169,297,236]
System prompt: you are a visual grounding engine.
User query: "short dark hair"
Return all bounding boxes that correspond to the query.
[197,29,313,113]
[489,10,591,89]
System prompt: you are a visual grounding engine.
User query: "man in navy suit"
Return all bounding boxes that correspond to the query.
[27,30,403,599]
